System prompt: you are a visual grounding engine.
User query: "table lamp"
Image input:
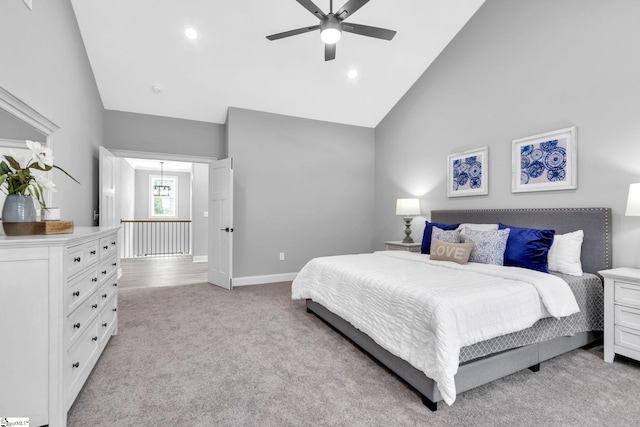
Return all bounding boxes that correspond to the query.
[396,198,421,243]
[626,183,640,216]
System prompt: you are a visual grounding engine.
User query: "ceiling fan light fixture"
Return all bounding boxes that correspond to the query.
[320,15,342,44]
[320,27,341,44]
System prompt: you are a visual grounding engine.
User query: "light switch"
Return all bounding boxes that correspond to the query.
[203,211,209,218]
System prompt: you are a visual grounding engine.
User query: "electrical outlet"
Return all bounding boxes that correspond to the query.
[279,253,285,261]
[203,211,208,218]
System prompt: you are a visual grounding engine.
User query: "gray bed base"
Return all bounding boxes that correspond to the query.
[305,207,611,411]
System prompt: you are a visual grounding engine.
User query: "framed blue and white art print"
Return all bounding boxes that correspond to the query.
[447,146,489,198]
[512,126,577,193]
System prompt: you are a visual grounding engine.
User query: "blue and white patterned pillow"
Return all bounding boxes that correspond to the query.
[461,227,510,265]
[431,227,461,251]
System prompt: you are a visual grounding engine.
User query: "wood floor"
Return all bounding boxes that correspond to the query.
[118,256,208,290]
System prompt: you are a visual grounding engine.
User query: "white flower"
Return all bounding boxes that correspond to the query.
[26,140,54,169]
[36,175,57,192]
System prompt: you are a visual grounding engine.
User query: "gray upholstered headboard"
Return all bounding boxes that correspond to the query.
[430,208,612,276]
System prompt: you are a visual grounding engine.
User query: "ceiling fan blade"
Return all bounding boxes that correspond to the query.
[325,43,336,61]
[335,0,369,21]
[342,22,396,40]
[296,0,327,20]
[266,25,320,41]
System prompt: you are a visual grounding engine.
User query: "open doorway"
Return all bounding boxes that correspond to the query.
[104,149,212,290]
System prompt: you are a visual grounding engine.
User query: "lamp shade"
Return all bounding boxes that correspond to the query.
[626,183,640,216]
[396,198,421,216]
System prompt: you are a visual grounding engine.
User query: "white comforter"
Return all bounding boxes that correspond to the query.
[291,251,579,405]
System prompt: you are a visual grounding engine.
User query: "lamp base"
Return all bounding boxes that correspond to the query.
[402,217,414,244]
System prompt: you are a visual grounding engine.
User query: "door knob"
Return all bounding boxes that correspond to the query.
[220,227,234,232]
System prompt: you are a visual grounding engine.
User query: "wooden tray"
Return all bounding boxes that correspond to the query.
[2,221,74,236]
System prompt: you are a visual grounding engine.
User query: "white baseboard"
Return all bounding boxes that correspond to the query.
[232,272,298,287]
[192,255,208,263]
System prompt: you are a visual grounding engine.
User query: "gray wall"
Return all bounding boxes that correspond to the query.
[227,107,375,278]
[0,109,46,141]
[375,0,640,268]
[104,110,226,159]
[0,0,104,225]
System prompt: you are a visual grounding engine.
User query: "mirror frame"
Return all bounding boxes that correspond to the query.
[0,85,60,208]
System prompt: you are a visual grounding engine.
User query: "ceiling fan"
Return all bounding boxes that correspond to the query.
[266,0,397,61]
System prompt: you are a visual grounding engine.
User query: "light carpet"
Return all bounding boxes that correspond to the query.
[68,282,640,426]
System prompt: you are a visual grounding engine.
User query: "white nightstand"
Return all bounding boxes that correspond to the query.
[384,241,422,252]
[599,267,640,363]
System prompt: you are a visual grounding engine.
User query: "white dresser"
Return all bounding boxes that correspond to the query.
[599,267,640,363]
[0,227,119,427]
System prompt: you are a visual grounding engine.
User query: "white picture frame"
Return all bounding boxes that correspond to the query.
[447,146,489,197]
[512,126,577,193]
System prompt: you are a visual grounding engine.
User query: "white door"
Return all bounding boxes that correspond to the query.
[99,147,117,227]
[208,158,233,289]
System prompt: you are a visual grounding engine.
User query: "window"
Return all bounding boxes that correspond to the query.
[149,174,178,217]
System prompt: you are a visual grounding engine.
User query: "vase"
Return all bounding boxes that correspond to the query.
[2,194,37,235]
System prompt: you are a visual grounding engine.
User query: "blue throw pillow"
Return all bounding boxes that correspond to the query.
[421,221,460,254]
[498,223,555,272]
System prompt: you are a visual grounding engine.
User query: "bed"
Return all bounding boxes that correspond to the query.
[292,208,611,411]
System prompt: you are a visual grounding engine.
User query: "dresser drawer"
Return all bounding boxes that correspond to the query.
[615,324,640,353]
[83,241,100,266]
[98,277,118,308]
[66,294,99,347]
[615,281,640,309]
[99,296,118,344]
[98,256,118,286]
[615,304,640,330]
[66,241,100,279]
[66,244,86,278]
[100,235,118,258]
[67,268,100,313]
[65,319,99,404]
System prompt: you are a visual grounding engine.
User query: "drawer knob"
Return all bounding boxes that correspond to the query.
[92,336,98,341]
[113,283,118,287]
[72,291,80,297]
[111,241,116,245]
[102,322,108,327]
[92,304,98,309]
[90,250,96,255]
[92,277,98,282]
[113,308,117,312]
[73,322,81,329]
[102,294,108,298]
[72,362,80,368]
[103,245,109,250]
[74,257,81,263]
[102,270,107,275]
[112,262,117,267]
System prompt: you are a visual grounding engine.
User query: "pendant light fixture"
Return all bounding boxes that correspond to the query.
[153,161,171,197]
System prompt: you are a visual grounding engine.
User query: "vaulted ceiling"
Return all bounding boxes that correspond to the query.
[71,0,484,128]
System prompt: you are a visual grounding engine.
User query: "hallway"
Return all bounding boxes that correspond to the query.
[118,256,208,289]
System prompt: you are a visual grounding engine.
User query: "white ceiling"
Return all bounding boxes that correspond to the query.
[71,0,484,128]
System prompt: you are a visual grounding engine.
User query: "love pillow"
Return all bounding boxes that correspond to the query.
[430,240,474,264]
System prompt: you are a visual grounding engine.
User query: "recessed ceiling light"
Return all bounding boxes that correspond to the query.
[347,69,358,79]
[185,27,198,40]
[151,84,163,93]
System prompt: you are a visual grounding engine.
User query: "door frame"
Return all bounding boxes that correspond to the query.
[107,149,217,264]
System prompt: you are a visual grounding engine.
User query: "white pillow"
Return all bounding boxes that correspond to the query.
[547,230,584,276]
[456,223,498,237]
